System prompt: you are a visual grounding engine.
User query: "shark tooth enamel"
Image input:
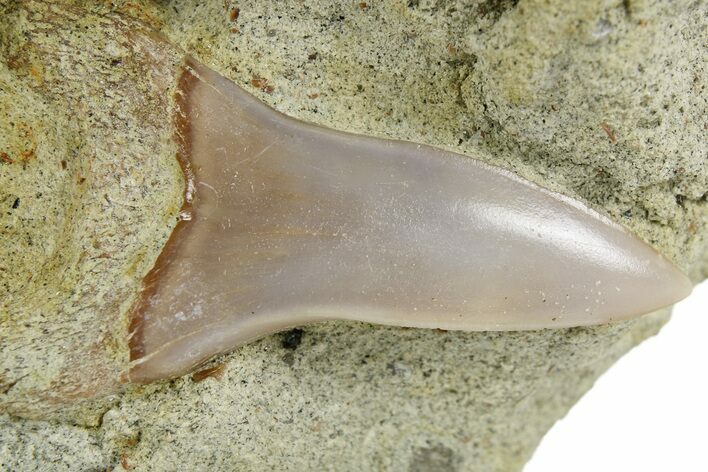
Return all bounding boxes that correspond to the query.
[128,59,692,382]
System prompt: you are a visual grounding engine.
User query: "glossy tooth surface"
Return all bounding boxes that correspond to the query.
[129,59,692,382]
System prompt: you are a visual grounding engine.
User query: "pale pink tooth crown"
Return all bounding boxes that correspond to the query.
[128,59,692,383]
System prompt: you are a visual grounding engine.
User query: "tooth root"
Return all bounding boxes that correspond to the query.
[128,59,692,383]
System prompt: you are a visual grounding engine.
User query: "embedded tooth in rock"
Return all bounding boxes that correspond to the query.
[128,59,692,383]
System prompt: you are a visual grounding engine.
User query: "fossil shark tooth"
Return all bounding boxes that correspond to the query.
[128,58,692,383]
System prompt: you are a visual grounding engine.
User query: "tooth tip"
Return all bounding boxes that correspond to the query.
[669,269,694,302]
[638,256,693,315]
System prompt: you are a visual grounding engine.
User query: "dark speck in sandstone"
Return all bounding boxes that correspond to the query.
[282,328,304,350]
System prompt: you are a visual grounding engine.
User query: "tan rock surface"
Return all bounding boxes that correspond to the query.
[0,0,705,470]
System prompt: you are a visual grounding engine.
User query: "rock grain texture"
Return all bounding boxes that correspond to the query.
[0,0,705,470]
